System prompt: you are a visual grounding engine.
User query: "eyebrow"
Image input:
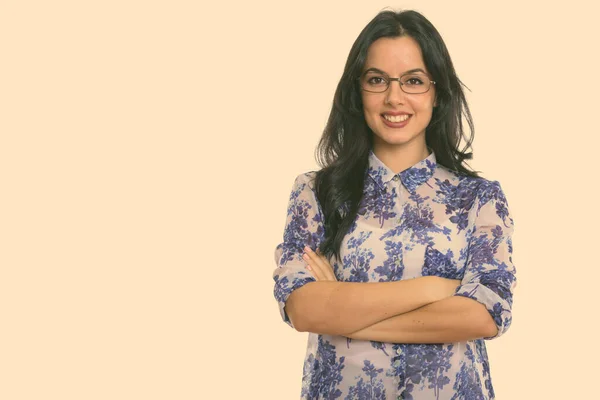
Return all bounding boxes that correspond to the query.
[363,67,427,75]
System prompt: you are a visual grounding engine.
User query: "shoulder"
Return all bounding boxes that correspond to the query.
[295,170,318,183]
[438,165,506,198]
[291,170,319,191]
[461,175,508,212]
[474,178,508,207]
[287,171,323,206]
[433,164,492,194]
[469,177,513,228]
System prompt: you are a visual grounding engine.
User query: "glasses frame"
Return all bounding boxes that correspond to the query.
[358,71,437,94]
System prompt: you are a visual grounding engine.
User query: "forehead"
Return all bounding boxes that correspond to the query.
[364,36,427,74]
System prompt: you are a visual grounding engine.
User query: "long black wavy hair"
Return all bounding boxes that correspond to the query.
[314,9,481,261]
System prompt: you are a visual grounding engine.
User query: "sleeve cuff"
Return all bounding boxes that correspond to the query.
[454,282,513,340]
[274,267,316,328]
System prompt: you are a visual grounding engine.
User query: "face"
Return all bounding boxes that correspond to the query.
[360,36,437,153]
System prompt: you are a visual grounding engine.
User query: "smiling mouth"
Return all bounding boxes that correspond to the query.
[382,114,411,123]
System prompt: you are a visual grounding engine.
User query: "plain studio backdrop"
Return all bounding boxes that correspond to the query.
[1,1,598,399]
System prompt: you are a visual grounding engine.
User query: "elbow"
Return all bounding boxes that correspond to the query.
[480,305,511,339]
[287,306,326,333]
[455,283,512,340]
[287,299,335,334]
[285,297,307,332]
[285,292,319,333]
[287,307,310,332]
[481,316,499,338]
[463,297,502,339]
[285,283,335,334]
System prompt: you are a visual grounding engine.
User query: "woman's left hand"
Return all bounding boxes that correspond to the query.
[302,246,338,282]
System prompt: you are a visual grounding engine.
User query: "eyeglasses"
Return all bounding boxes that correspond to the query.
[358,71,436,94]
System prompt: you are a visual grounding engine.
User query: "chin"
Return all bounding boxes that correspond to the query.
[374,130,422,146]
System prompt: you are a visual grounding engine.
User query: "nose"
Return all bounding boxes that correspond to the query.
[385,79,406,105]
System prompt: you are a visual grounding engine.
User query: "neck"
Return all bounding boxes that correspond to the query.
[372,140,430,174]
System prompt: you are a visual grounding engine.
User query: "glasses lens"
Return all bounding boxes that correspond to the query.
[361,73,388,92]
[400,73,430,94]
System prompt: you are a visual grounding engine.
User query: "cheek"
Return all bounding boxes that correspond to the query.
[362,108,380,131]
[411,97,435,115]
[361,97,380,119]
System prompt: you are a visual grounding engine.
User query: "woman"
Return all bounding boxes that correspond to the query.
[272,9,515,400]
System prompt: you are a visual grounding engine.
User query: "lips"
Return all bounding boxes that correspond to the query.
[381,113,411,128]
[382,113,411,123]
[382,111,411,116]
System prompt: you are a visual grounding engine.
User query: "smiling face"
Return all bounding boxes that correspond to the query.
[360,36,437,155]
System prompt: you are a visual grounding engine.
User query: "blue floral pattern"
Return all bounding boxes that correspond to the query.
[273,148,516,399]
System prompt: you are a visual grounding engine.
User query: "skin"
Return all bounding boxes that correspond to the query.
[286,269,461,336]
[361,36,438,173]
[291,36,498,343]
[302,247,497,343]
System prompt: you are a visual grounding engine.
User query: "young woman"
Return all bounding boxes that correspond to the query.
[272,9,516,400]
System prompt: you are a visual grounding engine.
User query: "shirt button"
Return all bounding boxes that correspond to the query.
[396,347,402,354]
[392,175,399,181]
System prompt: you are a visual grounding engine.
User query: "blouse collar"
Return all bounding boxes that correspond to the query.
[367,147,437,194]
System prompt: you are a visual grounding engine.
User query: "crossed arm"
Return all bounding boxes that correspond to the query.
[344,295,498,344]
[274,174,514,344]
[285,247,497,344]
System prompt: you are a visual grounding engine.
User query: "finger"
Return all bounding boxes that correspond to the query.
[306,247,336,281]
[303,247,327,280]
[302,250,324,280]
[313,250,336,281]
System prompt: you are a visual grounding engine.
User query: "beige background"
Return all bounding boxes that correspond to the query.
[1,1,598,399]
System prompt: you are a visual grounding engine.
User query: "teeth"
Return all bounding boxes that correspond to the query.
[384,114,410,122]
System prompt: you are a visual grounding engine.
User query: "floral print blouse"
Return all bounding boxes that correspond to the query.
[272,148,516,400]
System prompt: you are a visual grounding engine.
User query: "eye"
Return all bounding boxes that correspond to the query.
[367,76,387,85]
[405,77,424,85]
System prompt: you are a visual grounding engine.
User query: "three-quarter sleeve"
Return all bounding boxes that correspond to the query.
[454,180,517,340]
[272,172,325,329]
